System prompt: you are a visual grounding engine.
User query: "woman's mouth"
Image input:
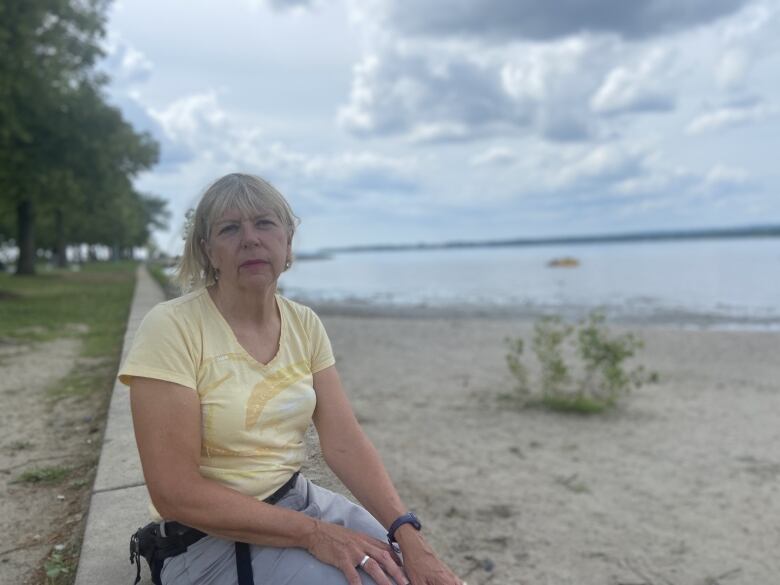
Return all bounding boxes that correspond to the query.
[240,259,269,268]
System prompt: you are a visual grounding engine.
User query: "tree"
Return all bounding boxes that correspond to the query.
[0,0,162,274]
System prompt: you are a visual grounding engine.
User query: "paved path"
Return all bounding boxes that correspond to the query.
[74,264,164,585]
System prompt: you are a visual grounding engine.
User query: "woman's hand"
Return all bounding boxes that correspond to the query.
[305,520,409,585]
[398,532,463,585]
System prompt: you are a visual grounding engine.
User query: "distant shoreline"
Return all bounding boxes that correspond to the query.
[292,295,780,332]
[318,224,780,255]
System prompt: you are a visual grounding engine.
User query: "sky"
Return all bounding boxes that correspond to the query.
[101,0,780,254]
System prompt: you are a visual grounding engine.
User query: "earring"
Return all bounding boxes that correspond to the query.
[284,260,291,269]
[214,268,220,280]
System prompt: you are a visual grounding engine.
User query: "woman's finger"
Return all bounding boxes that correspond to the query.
[372,548,409,584]
[340,562,363,585]
[359,556,395,585]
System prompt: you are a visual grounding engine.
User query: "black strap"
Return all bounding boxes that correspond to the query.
[130,472,300,585]
[235,542,254,585]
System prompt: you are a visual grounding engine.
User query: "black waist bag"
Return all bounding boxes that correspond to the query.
[129,471,299,585]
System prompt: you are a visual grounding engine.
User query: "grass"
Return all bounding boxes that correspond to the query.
[44,548,75,584]
[14,465,71,485]
[0,261,137,358]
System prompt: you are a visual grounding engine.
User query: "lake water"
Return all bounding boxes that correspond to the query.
[279,238,780,329]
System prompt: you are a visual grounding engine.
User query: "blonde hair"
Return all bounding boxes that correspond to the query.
[174,173,299,292]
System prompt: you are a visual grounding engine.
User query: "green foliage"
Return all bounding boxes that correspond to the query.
[15,465,70,485]
[44,549,74,584]
[504,310,658,413]
[532,316,573,396]
[0,0,165,273]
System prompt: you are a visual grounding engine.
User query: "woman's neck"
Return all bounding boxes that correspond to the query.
[208,283,278,326]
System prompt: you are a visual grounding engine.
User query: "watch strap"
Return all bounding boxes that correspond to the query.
[387,513,421,544]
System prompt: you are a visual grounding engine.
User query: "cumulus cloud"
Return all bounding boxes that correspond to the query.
[553,144,647,190]
[590,48,676,115]
[101,34,153,86]
[338,49,526,141]
[339,36,641,143]
[150,91,229,150]
[384,0,750,41]
[338,4,713,145]
[136,90,418,198]
[685,99,778,134]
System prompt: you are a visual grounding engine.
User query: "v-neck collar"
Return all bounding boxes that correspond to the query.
[203,287,286,369]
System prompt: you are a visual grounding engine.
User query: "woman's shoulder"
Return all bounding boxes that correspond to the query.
[276,294,314,319]
[143,288,210,327]
[277,294,321,328]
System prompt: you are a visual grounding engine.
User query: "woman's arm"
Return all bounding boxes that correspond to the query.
[312,365,462,585]
[130,376,405,585]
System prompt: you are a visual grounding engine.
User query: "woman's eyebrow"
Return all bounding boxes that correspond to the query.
[215,213,273,227]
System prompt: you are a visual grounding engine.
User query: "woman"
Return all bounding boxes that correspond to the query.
[120,173,462,585]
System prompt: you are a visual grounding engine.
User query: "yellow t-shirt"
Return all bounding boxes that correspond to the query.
[118,288,335,507]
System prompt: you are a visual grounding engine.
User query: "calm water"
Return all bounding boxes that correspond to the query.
[280,238,780,329]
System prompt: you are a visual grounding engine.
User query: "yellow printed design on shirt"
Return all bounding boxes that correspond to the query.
[245,361,310,430]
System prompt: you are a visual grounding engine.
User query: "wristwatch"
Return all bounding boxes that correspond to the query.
[387,512,422,544]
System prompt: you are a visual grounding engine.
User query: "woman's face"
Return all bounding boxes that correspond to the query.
[204,207,291,292]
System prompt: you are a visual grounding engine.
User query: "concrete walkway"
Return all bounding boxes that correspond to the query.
[74,264,164,585]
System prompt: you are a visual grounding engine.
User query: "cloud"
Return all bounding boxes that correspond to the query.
[590,48,676,115]
[384,0,750,41]
[470,147,517,167]
[101,34,153,86]
[715,49,751,89]
[339,36,630,143]
[554,144,647,190]
[685,99,778,134]
[129,89,419,199]
[338,15,698,144]
[242,0,317,12]
[264,144,418,196]
[702,164,751,193]
[148,91,232,161]
[338,49,526,141]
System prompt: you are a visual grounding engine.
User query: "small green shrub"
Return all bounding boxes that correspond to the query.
[505,310,658,413]
[44,549,73,584]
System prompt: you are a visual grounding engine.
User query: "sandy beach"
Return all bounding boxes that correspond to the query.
[301,308,780,585]
[3,299,779,584]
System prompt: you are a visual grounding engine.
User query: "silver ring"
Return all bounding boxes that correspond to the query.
[358,555,371,569]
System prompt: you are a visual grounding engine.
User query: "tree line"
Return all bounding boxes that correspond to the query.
[0,0,168,274]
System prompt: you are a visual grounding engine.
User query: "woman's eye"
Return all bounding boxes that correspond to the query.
[219,225,238,234]
[256,219,276,227]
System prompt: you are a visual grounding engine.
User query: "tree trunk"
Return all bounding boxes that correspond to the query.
[54,208,68,268]
[15,199,36,275]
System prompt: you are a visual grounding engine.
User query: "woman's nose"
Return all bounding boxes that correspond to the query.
[240,223,262,247]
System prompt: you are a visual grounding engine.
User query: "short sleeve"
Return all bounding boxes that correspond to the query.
[307,309,335,374]
[117,303,199,390]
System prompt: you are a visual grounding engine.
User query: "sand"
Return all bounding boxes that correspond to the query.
[3,302,778,585]
[302,309,780,585]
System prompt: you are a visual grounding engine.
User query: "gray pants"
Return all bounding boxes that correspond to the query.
[161,475,387,585]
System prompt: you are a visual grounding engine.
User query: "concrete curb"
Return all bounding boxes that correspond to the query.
[74,264,164,585]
